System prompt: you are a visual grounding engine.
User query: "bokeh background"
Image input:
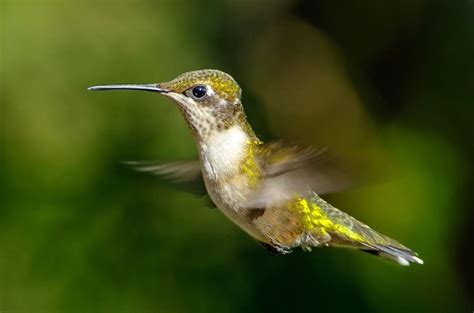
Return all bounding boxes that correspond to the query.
[1,0,473,312]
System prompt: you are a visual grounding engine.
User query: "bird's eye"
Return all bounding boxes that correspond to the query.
[191,85,207,99]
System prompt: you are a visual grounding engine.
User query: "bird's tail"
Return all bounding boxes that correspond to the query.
[304,193,424,266]
[360,244,423,266]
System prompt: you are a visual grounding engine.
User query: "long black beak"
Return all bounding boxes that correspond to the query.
[87,83,170,93]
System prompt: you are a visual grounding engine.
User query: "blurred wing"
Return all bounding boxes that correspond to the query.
[124,160,207,196]
[247,141,356,208]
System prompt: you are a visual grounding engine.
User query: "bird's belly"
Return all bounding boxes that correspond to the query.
[204,177,267,243]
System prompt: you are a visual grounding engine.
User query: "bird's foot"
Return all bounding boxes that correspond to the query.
[260,241,292,255]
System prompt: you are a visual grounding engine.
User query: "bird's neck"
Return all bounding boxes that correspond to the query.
[197,122,261,183]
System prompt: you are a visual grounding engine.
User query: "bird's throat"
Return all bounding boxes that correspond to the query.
[198,125,256,178]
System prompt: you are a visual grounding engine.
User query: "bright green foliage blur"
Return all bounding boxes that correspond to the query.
[1,0,473,312]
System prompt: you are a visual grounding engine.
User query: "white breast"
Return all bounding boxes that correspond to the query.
[199,125,249,180]
[198,125,251,211]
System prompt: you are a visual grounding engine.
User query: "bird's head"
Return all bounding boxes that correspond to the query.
[89,69,251,139]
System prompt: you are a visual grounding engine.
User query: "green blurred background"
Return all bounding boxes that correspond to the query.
[1,0,473,312]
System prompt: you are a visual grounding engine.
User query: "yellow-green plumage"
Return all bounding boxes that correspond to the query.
[160,69,241,101]
[254,192,422,264]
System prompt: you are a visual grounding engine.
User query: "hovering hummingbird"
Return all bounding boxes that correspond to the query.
[89,69,423,266]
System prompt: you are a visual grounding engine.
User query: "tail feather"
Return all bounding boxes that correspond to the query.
[362,244,424,266]
[286,193,424,266]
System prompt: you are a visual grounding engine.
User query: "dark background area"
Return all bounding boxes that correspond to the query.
[1,0,473,312]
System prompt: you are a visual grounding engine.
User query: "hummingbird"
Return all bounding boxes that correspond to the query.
[89,69,423,266]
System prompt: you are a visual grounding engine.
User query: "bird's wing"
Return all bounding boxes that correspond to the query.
[246,141,357,208]
[124,160,207,196]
